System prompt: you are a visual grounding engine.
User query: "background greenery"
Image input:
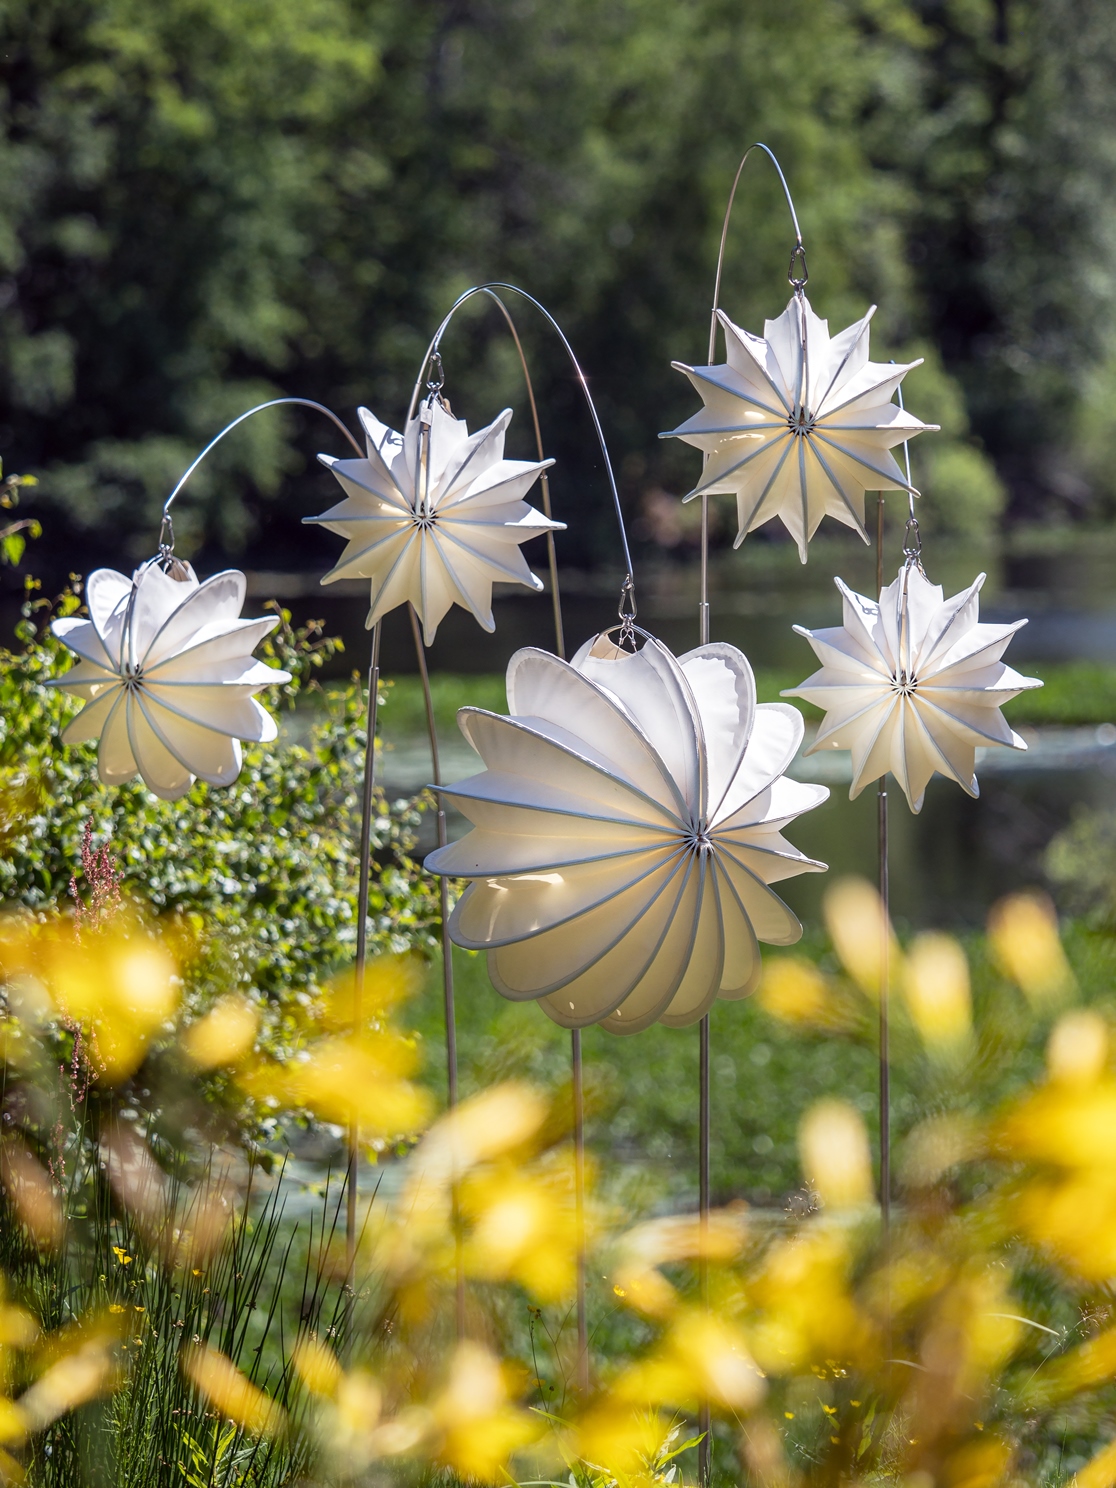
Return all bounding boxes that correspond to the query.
[3,0,1116,578]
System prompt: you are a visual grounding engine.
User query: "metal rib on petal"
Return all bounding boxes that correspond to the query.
[662,293,938,560]
[50,562,290,799]
[427,633,828,1033]
[786,566,1042,813]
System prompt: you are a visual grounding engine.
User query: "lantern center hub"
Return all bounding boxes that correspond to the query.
[789,407,815,436]
[892,672,917,697]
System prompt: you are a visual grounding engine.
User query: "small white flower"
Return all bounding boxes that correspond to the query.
[426,633,828,1033]
[306,400,562,644]
[784,565,1042,812]
[662,295,936,561]
[49,562,290,801]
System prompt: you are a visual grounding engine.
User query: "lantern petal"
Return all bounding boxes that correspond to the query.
[717,845,802,945]
[85,568,134,665]
[452,847,679,948]
[596,859,706,1033]
[51,617,114,671]
[715,859,764,998]
[506,648,683,814]
[138,693,243,785]
[715,705,805,828]
[61,685,123,745]
[308,401,560,637]
[665,294,936,556]
[431,633,827,1031]
[486,852,688,1016]
[658,857,725,1027]
[678,643,757,822]
[571,635,702,818]
[456,710,681,829]
[94,691,138,785]
[140,570,247,669]
[52,563,284,795]
[123,693,195,800]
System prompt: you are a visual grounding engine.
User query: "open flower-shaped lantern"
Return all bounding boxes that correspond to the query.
[785,565,1042,812]
[307,401,562,644]
[662,296,936,561]
[49,562,290,801]
[426,634,828,1033]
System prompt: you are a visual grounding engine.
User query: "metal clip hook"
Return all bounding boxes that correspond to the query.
[158,512,175,559]
[903,514,922,569]
[788,243,809,291]
[617,573,638,650]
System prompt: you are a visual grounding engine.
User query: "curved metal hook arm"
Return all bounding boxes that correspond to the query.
[160,397,363,535]
[408,283,634,589]
[709,142,806,363]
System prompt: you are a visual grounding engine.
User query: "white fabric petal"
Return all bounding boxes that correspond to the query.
[307,400,561,641]
[430,633,827,1032]
[662,292,936,559]
[51,562,285,796]
[789,564,1041,812]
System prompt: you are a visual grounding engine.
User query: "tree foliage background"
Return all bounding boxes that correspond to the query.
[2,0,1115,574]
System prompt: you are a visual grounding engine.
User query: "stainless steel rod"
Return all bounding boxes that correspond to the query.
[408,603,464,1339]
[698,491,712,1488]
[348,623,381,1289]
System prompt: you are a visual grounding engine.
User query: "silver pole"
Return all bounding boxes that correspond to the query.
[348,623,381,1287]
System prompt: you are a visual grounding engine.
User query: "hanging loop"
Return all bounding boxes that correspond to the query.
[158,511,175,559]
[426,350,445,395]
[408,281,634,600]
[708,142,806,362]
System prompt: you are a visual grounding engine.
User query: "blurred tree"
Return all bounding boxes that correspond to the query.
[1,0,1112,572]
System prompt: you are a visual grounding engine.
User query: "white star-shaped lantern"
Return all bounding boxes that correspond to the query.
[784,565,1042,813]
[306,400,563,644]
[661,296,937,561]
[49,562,290,801]
[425,633,829,1033]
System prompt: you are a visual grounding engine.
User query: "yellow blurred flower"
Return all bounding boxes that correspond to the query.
[182,1343,284,1437]
[823,877,900,1000]
[290,1333,342,1397]
[573,1405,673,1479]
[431,1342,538,1482]
[460,1158,579,1303]
[614,1309,766,1413]
[987,890,1074,1007]
[750,1226,878,1373]
[181,994,258,1070]
[799,1100,873,1209]
[612,1209,748,1319]
[1047,1008,1107,1085]
[758,956,831,1026]
[0,912,177,1081]
[903,932,973,1059]
[242,1031,429,1138]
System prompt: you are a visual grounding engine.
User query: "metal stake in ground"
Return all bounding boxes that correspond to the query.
[349,623,381,1291]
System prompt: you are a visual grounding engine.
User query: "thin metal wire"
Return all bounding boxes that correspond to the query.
[160,398,363,529]
[698,143,804,1488]
[875,496,890,1244]
[708,142,807,364]
[408,283,634,602]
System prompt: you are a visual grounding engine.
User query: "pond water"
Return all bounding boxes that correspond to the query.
[271,527,1116,930]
